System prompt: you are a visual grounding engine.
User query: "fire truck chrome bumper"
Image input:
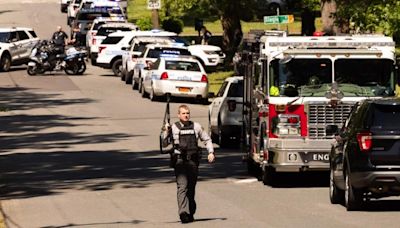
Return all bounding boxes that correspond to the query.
[266,139,331,170]
[266,162,329,172]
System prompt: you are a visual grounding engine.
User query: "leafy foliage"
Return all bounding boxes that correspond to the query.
[161,17,184,34]
[135,17,153,31]
[334,0,400,42]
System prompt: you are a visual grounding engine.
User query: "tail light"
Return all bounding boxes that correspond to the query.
[201,74,208,83]
[160,72,168,80]
[357,131,372,152]
[98,46,106,53]
[227,100,236,112]
[91,38,96,45]
[272,114,301,137]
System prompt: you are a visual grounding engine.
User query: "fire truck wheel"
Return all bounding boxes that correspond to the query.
[262,166,275,186]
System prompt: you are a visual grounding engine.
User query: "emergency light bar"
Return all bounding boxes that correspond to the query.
[269,41,395,48]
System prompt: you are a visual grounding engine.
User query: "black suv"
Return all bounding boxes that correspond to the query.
[329,98,400,211]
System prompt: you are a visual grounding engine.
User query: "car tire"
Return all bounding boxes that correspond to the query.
[149,87,158,101]
[262,166,275,186]
[345,170,363,211]
[329,166,344,204]
[125,70,133,84]
[140,79,147,98]
[121,68,126,81]
[0,54,11,72]
[112,59,123,77]
[132,77,138,90]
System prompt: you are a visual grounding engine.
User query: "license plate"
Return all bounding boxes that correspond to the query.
[178,87,191,92]
[299,152,329,163]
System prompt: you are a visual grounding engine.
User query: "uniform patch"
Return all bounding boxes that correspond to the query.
[179,129,195,135]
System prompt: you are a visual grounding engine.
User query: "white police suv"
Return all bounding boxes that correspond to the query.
[208,76,243,147]
[0,27,39,72]
[96,30,176,76]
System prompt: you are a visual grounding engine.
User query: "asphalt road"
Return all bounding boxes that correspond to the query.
[0,1,400,228]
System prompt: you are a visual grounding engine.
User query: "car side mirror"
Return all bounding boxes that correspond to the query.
[121,47,128,51]
[208,92,215,98]
[144,66,151,70]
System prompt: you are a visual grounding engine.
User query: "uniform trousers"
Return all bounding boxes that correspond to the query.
[174,158,199,216]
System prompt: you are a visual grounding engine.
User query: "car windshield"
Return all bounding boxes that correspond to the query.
[269,58,332,97]
[334,59,395,97]
[0,32,10,43]
[269,58,395,97]
[165,61,200,71]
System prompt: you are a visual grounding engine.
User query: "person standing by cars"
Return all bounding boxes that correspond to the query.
[162,104,215,224]
[51,25,68,52]
[70,24,83,47]
[200,26,212,45]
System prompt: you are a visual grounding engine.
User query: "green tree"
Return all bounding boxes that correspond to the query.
[163,0,256,62]
[335,0,400,41]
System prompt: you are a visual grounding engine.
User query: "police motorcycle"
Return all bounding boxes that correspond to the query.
[27,40,86,76]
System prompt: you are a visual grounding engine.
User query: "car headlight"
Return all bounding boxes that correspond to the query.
[272,114,301,137]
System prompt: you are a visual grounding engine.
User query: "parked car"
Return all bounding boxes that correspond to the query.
[141,56,208,102]
[330,98,400,211]
[132,43,192,92]
[0,27,39,72]
[67,0,82,26]
[171,37,226,72]
[95,30,176,76]
[208,76,243,147]
[60,0,71,13]
[89,22,137,65]
[122,36,174,84]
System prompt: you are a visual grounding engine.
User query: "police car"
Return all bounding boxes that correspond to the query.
[132,43,191,91]
[60,0,70,13]
[0,27,39,72]
[122,36,174,84]
[141,55,209,103]
[96,30,176,76]
[208,76,243,147]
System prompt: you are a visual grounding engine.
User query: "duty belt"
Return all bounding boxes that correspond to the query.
[176,153,197,161]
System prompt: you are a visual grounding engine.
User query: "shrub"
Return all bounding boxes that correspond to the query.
[161,17,184,34]
[136,17,153,30]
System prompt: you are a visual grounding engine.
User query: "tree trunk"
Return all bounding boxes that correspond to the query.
[220,12,242,67]
[321,0,337,34]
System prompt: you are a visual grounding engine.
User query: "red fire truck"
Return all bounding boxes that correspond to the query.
[240,31,398,185]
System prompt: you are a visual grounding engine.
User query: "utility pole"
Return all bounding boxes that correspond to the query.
[151,9,160,29]
[148,0,161,29]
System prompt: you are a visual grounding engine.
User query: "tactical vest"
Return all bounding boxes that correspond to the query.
[175,121,198,156]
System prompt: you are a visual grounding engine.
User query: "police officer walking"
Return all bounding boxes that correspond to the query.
[162,104,215,224]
